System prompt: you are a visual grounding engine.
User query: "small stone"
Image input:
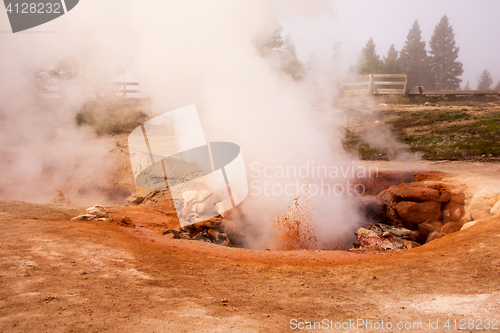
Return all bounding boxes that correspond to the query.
[162,230,179,239]
[212,231,231,246]
[417,222,443,243]
[197,218,223,229]
[119,217,134,228]
[460,221,477,231]
[71,214,96,221]
[179,232,191,240]
[490,200,500,216]
[426,231,446,243]
[192,231,210,241]
[405,240,421,249]
[207,228,220,239]
[381,226,418,240]
[79,270,86,275]
[44,295,57,303]
[124,195,144,205]
[440,222,461,235]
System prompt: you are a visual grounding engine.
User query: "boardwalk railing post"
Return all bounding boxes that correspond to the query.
[368,74,373,94]
[403,74,408,96]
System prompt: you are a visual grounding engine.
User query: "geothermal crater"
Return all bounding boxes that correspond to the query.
[1,148,500,332]
[116,155,498,254]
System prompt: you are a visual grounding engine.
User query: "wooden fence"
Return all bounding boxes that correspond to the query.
[339,74,500,97]
[408,88,499,97]
[339,74,407,96]
[114,81,141,98]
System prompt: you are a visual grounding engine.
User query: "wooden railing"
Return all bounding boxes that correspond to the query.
[37,81,145,99]
[339,75,500,97]
[340,74,408,96]
[114,81,141,98]
[408,89,499,97]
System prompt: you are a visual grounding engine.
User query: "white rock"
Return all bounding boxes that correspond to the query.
[182,190,211,203]
[85,205,109,218]
[181,190,222,217]
[460,221,477,231]
[490,200,500,216]
[71,214,96,221]
[468,192,500,220]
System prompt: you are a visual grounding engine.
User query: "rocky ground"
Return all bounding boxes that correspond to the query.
[1,101,500,332]
[1,160,500,332]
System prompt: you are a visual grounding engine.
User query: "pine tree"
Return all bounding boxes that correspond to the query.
[429,16,463,90]
[477,68,493,90]
[254,24,284,58]
[381,44,402,74]
[400,20,432,89]
[254,24,303,79]
[281,34,304,79]
[357,37,381,74]
[464,80,471,90]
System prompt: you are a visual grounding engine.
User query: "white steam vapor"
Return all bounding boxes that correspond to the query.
[0,0,371,248]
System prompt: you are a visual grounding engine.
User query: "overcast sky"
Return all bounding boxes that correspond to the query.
[279,0,500,89]
[1,1,498,90]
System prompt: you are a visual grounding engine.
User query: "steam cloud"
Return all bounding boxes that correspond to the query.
[0,0,379,248]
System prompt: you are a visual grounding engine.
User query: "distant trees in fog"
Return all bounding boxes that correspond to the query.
[477,68,494,90]
[255,19,500,91]
[399,20,433,89]
[254,24,304,80]
[357,37,381,74]
[356,15,466,90]
[428,16,463,90]
[381,44,403,74]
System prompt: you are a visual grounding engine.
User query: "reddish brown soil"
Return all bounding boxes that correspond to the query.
[1,193,500,332]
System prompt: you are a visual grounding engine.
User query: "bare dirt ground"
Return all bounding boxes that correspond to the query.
[1,159,500,332]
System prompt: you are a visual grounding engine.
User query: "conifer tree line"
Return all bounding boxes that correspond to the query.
[355,15,498,91]
[253,18,500,91]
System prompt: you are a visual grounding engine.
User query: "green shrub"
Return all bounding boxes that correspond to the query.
[75,99,149,135]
